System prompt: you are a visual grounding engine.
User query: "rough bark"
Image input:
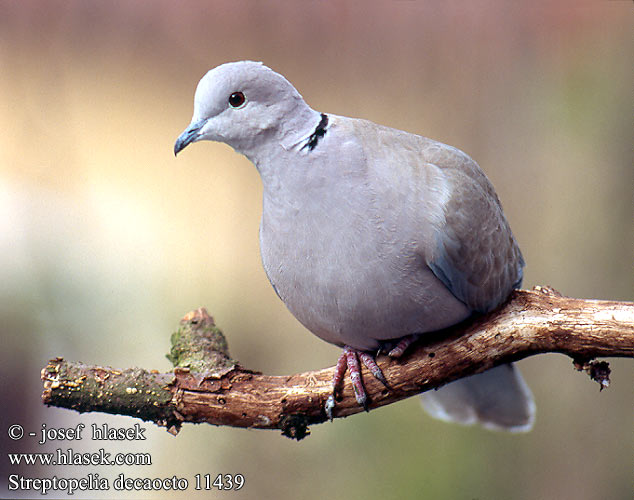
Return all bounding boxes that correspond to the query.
[41,286,634,440]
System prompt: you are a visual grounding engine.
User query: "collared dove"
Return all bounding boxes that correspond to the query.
[175,61,535,432]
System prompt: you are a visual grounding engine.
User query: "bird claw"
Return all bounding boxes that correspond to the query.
[358,351,391,390]
[325,395,336,421]
[387,334,419,358]
[325,346,387,419]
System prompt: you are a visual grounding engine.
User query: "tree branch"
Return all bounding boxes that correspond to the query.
[41,286,634,440]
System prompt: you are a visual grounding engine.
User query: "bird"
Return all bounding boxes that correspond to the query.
[174,61,535,432]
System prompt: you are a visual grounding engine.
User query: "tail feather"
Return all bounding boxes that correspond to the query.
[420,364,535,432]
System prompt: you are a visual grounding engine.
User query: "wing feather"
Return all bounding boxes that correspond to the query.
[426,151,524,313]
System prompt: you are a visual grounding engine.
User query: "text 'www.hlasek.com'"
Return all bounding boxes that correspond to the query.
[6,422,245,496]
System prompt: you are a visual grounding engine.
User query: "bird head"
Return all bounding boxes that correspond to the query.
[174,61,316,158]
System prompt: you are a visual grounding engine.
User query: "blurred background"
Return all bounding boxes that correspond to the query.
[1,1,632,499]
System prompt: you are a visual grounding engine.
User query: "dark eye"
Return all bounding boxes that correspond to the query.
[228,92,246,108]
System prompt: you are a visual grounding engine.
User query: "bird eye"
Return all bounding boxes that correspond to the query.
[228,92,246,108]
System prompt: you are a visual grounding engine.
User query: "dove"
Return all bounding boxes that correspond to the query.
[174,61,535,432]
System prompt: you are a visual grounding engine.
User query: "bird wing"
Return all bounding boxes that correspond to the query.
[336,116,524,314]
[425,146,524,313]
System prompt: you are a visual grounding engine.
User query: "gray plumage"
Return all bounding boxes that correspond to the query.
[175,61,535,432]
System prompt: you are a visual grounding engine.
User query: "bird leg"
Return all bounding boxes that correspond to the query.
[325,346,389,420]
[387,334,419,358]
[358,351,389,387]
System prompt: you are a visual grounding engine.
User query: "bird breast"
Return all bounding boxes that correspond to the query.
[257,131,470,350]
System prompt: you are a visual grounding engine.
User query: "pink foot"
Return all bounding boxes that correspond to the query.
[325,346,389,420]
[387,334,419,358]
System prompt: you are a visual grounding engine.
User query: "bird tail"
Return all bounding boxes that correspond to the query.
[420,364,535,432]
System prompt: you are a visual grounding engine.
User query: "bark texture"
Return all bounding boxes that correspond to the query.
[41,287,634,440]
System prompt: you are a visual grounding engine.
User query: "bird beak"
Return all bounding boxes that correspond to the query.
[174,119,207,156]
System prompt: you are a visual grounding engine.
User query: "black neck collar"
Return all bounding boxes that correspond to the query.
[302,113,329,151]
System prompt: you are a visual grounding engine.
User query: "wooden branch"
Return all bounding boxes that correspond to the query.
[41,286,634,440]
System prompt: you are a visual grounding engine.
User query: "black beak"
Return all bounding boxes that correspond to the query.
[174,119,207,156]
